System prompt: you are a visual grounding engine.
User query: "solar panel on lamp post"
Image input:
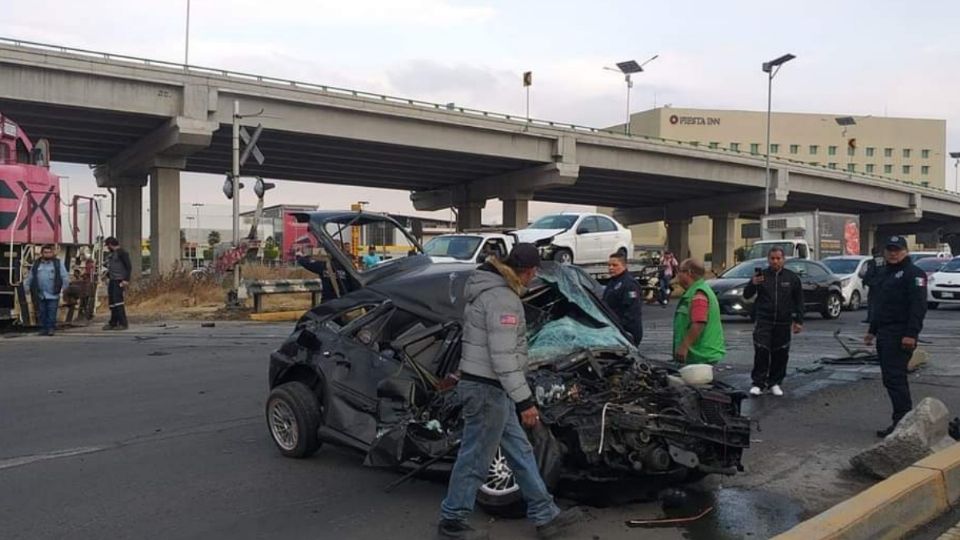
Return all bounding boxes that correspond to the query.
[604,55,658,135]
[762,53,796,216]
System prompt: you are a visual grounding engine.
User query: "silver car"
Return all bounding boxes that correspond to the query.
[821,256,869,310]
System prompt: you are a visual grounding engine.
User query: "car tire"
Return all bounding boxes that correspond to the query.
[266,381,322,458]
[928,302,940,310]
[553,249,574,265]
[847,291,862,311]
[821,292,843,320]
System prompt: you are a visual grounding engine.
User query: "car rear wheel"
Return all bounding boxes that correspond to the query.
[266,381,322,458]
[822,293,843,319]
[928,302,940,310]
[553,249,573,265]
[847,291,862,311]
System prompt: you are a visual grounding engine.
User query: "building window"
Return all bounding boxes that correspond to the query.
[847,146,855,156]
[866,147,875,157]
[790,144,799,154]
[828,163,837,169]
[866,164,875,173]
[884,148,893,158]
[903,148,911,158]
[750,143,760,155]
[922,165,930,175]
[828,145,837,156]
[884,164,893,174]
[770,143,780,154]
[730,142,740,151]
[903,165,912,174]
[922,149,930,159]
[847,163,856,172]
[709,141,719,149]
[809,145,818,155]
[689,141,700,147]
[810,162,819,166]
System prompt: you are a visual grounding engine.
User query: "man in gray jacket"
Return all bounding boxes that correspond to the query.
[438,244,581,540]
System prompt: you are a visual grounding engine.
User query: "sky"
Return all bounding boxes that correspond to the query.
[4,0,960,227]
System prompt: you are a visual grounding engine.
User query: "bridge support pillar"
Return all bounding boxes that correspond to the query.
[501,195,531,229]
[149,167,181,275]
[456,201,485,231]
[116,180,145,277]
[860,224,879,256]
[711,213,738,274]
[666,219,691,260]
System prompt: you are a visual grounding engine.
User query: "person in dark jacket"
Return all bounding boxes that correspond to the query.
[865,235,928,437]
[103,237,131,331]
[602,252,643,345]
[295,251,339,302]
[744,247,803,397]
[23,244,68,336]
[438,244,581,540]
[860,247,885,324]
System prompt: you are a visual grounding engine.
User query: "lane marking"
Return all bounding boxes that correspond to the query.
[0,446,109,471]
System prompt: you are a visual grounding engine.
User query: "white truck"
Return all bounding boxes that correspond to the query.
[423,232,516,264]
[746,211,861,261]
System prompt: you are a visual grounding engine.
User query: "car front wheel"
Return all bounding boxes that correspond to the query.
[266,381,322,458]
[553,249,574,265]
[847,291,862,311]
[822,292,843,319]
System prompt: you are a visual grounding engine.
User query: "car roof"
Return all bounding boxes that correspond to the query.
[822,255,868,260]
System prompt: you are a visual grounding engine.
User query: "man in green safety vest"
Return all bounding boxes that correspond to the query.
[673,258,726,364]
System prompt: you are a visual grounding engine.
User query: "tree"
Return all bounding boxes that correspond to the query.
[208,230,221,247]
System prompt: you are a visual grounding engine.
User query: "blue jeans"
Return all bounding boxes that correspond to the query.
[440,380,560,526]
[38,298,59,333]
[660,275,671,303]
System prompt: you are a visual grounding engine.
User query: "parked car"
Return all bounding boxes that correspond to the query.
[927,256,960,309]
[514,213,633,265]
[707,258,845,320]
[911,251,951,260]
[424,232,514,264]
[265,211,750,516]
[821,256,869,310]
[915,256,948,278]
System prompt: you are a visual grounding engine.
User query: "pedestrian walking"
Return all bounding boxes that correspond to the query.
[23,244,68,336]
[659,251,679,306]
[602,252,643,345]
[438,243,582,540]
[864,235,927,437]
[744,247,804,397]
[673,258,726,365]
[103,237,131,331]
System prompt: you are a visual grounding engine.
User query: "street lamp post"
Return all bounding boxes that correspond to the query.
[605,55,659,135]
[184,0,191,65]
[191,203,204,244]
[762,53,796,216]
[951,152,960,191]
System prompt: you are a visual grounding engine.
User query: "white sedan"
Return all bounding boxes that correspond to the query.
[514,212,633,265]
[927,257,960,309]
[822,255,869,310]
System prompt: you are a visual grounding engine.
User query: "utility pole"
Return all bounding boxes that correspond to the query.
[232,100,240,294]
[184,0,191,65]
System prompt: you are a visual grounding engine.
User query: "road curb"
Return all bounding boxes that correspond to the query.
[773,442,960,540]
[249,310,305,322]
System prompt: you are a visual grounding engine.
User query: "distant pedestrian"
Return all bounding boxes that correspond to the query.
[865,235,927,438]
[361,245,381,269]
[659,251,679,306]
[23,244,68,336]
[603,252,643,345]
[103,237,131,331]
[744,247,804,397]
[673,258,725,365]
[438,243,582,540]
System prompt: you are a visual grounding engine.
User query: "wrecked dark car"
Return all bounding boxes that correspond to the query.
[266,211,751,515]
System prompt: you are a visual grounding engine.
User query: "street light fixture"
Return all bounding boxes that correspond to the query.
[762,53,796,216]
[605,55,659,135]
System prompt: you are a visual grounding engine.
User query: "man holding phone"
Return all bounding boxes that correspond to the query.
[864,236,927,437]
[744,247,804,397]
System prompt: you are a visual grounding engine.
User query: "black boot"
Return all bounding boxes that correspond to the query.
[436,520,488,540]
[537,507,585,540]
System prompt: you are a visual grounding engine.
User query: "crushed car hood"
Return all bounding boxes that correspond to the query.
[514,228,566,244]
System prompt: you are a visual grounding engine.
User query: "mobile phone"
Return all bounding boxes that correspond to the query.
[754,267,763,276]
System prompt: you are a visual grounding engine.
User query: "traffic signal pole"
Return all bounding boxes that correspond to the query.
[232,100,241,295]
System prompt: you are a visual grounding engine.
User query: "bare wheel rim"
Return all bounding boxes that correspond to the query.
[480,448,519,497]
[850,291,861,311]
[557,251,572,264]
[269,399,299,451]
[828,295,842,317]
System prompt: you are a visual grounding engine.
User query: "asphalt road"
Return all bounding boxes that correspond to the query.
[1,305,959,540]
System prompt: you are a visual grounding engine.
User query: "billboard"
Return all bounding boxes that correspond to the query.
[281,211,316,262]
[819,214,860,257]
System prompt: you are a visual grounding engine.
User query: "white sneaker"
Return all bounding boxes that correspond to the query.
[749,386,763,396]
[770,385,784,397]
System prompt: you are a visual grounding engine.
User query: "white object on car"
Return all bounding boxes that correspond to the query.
[514,212,633,265]
[679,364,714,386]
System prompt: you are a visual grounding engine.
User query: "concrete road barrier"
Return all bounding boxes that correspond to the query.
[773,442,960,540]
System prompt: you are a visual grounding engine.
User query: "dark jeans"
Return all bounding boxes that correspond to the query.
[108,280,128,327]
[37,298,59,333]
[440,380,560,526]
[659,275,671,304]
[751,322,792,388]
[877,327,913,424]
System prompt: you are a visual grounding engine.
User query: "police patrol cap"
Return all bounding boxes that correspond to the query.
[505,243,542,269]
[885,235,908,250]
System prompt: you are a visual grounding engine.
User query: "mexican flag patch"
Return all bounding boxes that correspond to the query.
[915,276,927,287]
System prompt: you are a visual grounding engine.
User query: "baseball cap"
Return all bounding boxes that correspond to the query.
[505,243,542,269]
[885,235,908,250]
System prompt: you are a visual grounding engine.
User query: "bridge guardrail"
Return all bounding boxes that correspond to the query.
[244,279,323,313]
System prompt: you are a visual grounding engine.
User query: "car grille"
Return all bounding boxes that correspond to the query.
[933,291,960,299]
[701,398,728,426]
[936,284,960,288]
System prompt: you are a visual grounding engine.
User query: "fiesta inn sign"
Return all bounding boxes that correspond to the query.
[669,114,721,126]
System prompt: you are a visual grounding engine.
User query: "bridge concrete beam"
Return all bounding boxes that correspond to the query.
[711,213,739,273]
[456,201,485,231]
[411,162,579,212]
[115,177,147,277]
[501,192,532,229]
[667,219,692,260]
[614,184,788,226]
[149,167,181,275]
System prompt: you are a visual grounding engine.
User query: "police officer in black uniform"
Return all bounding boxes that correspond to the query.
[864,235,928,437]
[603,252,643,345]
[860,247,885,324]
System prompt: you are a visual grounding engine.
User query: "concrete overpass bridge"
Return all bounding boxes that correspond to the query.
[2,37,959,272]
